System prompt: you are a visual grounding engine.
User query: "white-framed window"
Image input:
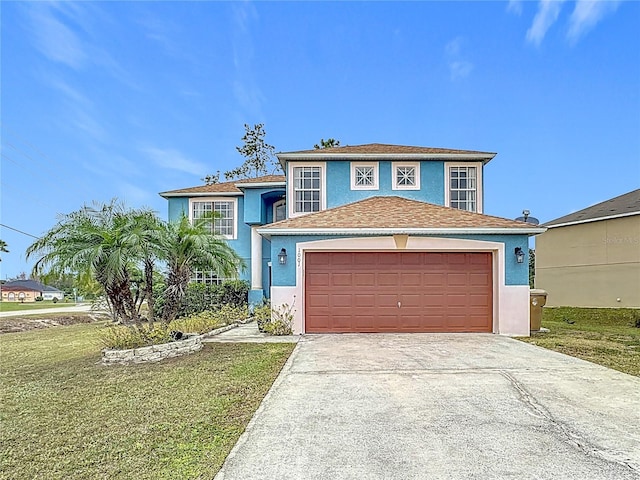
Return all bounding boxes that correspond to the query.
[445,163,482,213]
[190,269,227,285]
[288,162,326,217]
[8,292,15,301]
[273,199,286,222]
[392,162,420,190]
[190,197,237,239]
[350,162,379,190]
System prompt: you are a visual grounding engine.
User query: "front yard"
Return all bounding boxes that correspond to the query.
[0,321,294,479]
[519,307,640,377]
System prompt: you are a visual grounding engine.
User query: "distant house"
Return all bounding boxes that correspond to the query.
[0,280,65,303]
[161,143,545,335]
[535,189,640,308]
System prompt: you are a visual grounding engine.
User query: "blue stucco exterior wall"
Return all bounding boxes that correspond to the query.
[321,160,446,208]
[168,197,189,222]
[269,234,530,288]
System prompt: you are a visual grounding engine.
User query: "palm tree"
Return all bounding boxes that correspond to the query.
[26,200,144,327]
[122,210,164,327]
[160,215,244,324]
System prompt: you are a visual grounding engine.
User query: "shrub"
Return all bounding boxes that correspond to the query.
[261,302,294,336]
[253,303,272,333]
[100,304,250,349]
[169,280,250,318]
[100,324,171,350]
[52,297,58,303]
[35,296,43,302]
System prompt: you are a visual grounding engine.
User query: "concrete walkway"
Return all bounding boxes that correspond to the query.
[215,333,640,480]
[0,303,92,318]
[203,321,300,343]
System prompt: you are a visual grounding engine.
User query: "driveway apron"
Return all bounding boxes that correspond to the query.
[215,334,640,480]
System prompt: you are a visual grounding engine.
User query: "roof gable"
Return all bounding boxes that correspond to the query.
[260,196,543,233]
[545,189,640,227]
[277,143,496,164]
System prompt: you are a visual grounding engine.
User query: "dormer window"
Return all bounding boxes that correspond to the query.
[351,163,379,190]
[289,163,326,217]
[392,162,420,190]
[446,163,482,213]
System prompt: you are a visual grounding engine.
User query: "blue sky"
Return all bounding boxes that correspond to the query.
[1,0,638,279]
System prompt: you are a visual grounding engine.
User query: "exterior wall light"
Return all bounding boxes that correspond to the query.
[514,247,525,264]
[278,248,287,265]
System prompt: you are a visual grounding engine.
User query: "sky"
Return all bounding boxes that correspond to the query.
[1,0,639,279]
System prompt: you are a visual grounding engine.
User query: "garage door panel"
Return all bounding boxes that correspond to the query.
[307,272,330,287]
[354,273,376,286]
[400,273,422,287]
[306,294,329,308]
[305,251,492,333]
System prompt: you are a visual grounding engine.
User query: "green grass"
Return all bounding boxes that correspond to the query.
[0,322,295,479]
[0,301,76,312]
[519,307,640,377]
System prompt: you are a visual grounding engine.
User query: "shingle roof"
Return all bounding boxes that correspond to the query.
[544,189,640,227]
[160,175,285,197]
[279,143,495,156]
[261,196,538,231]
[2,280,62,292]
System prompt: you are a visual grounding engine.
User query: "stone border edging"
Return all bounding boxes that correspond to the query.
[101,322,244,366]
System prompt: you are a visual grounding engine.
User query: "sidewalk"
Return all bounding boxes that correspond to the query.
[203,321,300,343]
[0,304,92,318]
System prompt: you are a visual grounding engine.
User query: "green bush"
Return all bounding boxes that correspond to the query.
[253,303,271,333]
[52,297,58,303]
[100,304,250,349]
[259,302,294,336]
[162,280,250,318]
[35,296,43,302]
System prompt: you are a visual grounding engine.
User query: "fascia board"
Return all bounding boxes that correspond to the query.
[159,191,243,198]
[276,153,495,163]
[257,227,546,236]
[235,182,286,189]
[545,211,639,229]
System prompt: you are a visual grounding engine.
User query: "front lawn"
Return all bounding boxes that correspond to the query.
[0,300,76,312]
[0,322,295,479]
[519,307,640,377]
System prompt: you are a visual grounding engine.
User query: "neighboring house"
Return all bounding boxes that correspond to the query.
[0,279,65,302]
[535,189,640,308]
[161,143,544,335]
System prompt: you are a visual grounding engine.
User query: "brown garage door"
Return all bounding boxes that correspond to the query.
[305,252,492,333]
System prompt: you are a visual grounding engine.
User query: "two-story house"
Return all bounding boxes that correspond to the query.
[161,143,544,336]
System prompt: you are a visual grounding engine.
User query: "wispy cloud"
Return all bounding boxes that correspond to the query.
[524,0,622,46]
[141,147,207,176]
[568,0,621,43]
[27,3,88,69]
[526,0,566,46]
[507,0,524,16]
[444,37,474,81]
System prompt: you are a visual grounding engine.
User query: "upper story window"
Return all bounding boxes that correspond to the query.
[446,164,482,213]
[350,163,379,190]
[191,198,237,239]
[292,165,324,214]
[392,162,421,190]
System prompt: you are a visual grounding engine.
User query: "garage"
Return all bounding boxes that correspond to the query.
[305,251,493,333]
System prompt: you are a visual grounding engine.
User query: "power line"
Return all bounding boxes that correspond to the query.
[0,223,40,239]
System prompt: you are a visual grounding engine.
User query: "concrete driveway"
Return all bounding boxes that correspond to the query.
[215,334,640,480]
